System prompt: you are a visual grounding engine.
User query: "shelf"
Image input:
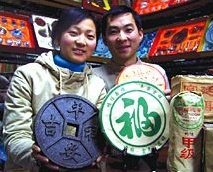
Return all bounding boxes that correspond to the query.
[141,0,213,30]
[147,52,213,79]
[0,49,110,65]
[145,51,213,63]
[1,0,63,18]
[0,51,37,65]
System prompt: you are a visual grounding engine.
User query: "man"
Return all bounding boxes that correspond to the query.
[93,5,170,171]
[93,5,170,92]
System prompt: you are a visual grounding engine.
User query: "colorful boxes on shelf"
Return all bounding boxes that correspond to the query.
[32,15,58,50]
[199,20,213,52]
[148,18,208,57]
[0,63,17,73]
[93,34,112,58]
[132,0,193,15]
[137,31,156,58]
[0,12,35,48]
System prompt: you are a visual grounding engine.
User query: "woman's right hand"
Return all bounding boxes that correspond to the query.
[32,144,59,171]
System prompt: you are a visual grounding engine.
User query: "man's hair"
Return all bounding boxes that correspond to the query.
[101,5,142,38]
[51,7,100,49]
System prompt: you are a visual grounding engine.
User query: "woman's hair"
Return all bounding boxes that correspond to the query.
[51,7,100,49]
[101,5,142,38]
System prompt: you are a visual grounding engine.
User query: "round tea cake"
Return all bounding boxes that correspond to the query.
[116,64,168,91]
[34,94,101,169]
[100,81,170,156]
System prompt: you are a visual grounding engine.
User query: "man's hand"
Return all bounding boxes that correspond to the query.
[32,144,59,171]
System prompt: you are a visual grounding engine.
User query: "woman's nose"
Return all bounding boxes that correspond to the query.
[76,35,86,46]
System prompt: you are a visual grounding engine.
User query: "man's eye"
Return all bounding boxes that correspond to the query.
[109,30,118,35]
[126,28,133,33]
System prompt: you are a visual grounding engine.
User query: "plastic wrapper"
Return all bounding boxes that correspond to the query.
[171,75,213,122]
[167,91,204,172]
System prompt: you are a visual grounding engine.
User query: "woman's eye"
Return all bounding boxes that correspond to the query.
[87,35,95,40]
[69,31,78,36]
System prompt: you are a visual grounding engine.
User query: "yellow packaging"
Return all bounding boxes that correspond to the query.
[171,75,213,122]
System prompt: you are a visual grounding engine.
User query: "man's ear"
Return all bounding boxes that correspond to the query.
[138,28,144,42]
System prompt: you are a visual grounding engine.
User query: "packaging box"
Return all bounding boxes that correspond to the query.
[171,75,213,122]
[148,18,208,57]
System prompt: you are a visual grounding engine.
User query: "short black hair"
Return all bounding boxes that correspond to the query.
[101,5,142,38]
[51,7,100,49]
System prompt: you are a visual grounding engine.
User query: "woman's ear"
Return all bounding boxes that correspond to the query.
[52,38,60,51]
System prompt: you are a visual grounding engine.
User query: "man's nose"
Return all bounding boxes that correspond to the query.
[118,31,127,41]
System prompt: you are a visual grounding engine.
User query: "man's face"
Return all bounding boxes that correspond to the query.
[104,13,143,61]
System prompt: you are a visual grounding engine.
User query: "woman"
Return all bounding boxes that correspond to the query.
[3,7,106,172]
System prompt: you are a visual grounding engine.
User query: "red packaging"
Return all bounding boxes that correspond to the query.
[148,18,208,57]
[0,11,35,48]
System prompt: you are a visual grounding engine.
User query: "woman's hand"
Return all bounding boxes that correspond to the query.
[164,89,171,101]
[32,144,59,171]
[92,154,108,166]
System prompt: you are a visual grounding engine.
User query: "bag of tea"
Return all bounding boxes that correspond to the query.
[171,75,213,122]
[167,91,204,172]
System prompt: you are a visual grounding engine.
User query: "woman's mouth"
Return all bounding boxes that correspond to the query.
[73,48,85,55]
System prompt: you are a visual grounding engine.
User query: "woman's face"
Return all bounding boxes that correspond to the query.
[59,18,97,64]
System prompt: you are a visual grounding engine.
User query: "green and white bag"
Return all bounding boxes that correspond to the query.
[167,91,204,172]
